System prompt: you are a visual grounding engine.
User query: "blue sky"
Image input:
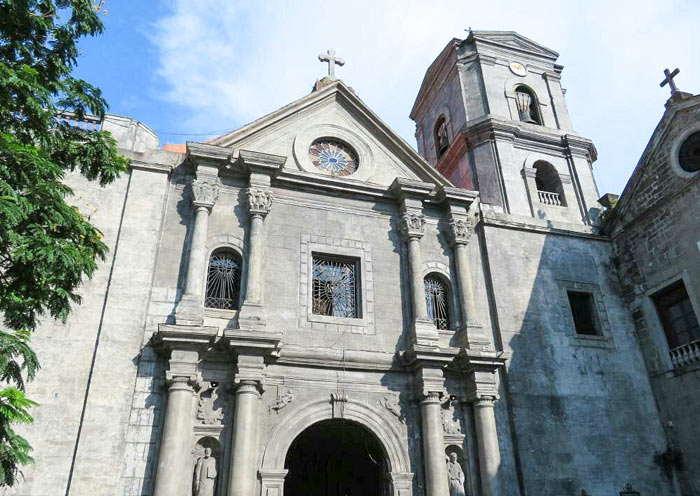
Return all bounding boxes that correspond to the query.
[74,0,700,195]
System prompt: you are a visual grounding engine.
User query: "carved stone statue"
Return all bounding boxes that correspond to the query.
[446,452,466,496]
[442,405,462,435]
[194,447,217,496]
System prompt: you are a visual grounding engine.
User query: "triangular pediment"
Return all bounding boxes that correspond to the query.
[209,80,450,188]
[608,95,700,231]
[471,30,559,60]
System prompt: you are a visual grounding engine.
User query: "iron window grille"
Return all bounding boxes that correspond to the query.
[424,275,450,330]
[205,250,241,310]
[312,254,360,318]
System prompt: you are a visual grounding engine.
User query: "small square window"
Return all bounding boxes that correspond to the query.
[652,280,700,350]
[311,254,361,319]
[567,291,600,336]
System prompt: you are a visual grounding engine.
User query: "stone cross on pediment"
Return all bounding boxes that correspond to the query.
[660,67,681,96]
[319,48,345,79]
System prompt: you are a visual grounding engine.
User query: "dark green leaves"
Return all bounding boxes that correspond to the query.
[0,0,126,485]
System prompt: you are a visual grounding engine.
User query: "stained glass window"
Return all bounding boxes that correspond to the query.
[309,140,359,177]
[312,255,359,318]
[424,275,450,330]
[205,250,241,310]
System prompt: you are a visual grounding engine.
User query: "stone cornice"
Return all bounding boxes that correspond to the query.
[153,324,219,353]
[237,149,287,177]
[186,141,233,169]
[389,177,435,204]
[460,116,596,162]
[481,210,606,241]
[436,186,479,208]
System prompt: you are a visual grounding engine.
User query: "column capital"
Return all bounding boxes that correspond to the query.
[456,349,509,404]
[164,372,200,391]
[447,216,473,246]
[246,187,273,218]
[399,211,425,240]
[191,176,221,210]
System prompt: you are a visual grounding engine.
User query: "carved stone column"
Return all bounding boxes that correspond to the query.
[458,351,508,496]
[227,354,265,496]
[390,178,438,348]
[236,150,286,330]
[440,187,492,351]
[472,396,500,496]
[415,368,449,496]
[177,142,230,325]
[152,325,217,496]
[153,370,198,496]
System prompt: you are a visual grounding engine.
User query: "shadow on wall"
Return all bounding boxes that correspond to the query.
[492,227,674,495]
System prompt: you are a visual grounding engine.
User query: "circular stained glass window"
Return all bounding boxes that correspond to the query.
[309,139,359,176]
[678,131,700,173]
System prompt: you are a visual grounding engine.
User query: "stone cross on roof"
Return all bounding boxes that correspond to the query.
[318,49,345,79]
[660,68,681,96]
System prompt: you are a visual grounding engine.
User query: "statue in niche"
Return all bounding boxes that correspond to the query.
[194,447,217,496]
[197,385,225,425]
[446,452,466,496]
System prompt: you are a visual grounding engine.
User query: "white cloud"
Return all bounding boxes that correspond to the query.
[150,0,700,194]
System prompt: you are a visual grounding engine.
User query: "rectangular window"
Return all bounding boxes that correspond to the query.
[652,280,700,350]
[567,291,600,336]
[311,254,361,319]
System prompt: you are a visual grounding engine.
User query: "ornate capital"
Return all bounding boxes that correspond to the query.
[191,177,221,210]
[399,212,425,240]
[447,217,473,245]
[419,391,443,404]
[165,372,199,392]
[247,187,273,218]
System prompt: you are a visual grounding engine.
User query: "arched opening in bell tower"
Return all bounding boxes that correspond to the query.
[284,419,388,496]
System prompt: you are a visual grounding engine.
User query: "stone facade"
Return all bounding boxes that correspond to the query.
[605,93,700,496]
[6,31,692,496]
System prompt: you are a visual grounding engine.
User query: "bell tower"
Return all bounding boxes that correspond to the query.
[410,31,600,225]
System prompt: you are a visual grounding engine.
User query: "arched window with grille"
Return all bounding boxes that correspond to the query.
[424,274,451,330]
[205,249,242,310]
[434,116,450,160]
[533,160,567,206]
[514,86,542,125]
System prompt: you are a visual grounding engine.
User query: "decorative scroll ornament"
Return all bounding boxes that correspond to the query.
[191,177,221,210]
[268,388,294,414]
[447,217,472,245]
[399,212,425,240]
[380,394,405,424]
[246,187,273,217]
[196,384,225,425]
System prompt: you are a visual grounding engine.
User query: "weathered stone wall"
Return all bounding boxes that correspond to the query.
[611,101,700,495]
[483,215,672,495]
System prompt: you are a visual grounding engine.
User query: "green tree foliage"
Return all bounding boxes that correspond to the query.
[0,0,128,485]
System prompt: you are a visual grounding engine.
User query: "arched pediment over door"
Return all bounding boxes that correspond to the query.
[258,397,414,496]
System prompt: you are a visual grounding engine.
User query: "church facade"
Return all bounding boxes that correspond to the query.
[10,31,698,496]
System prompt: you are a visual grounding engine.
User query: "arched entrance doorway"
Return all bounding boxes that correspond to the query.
[284,419,387,496]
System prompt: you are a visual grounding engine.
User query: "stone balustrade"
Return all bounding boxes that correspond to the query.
[670,339,700,368]
[537,190,562,206]
[56,111,103,131]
